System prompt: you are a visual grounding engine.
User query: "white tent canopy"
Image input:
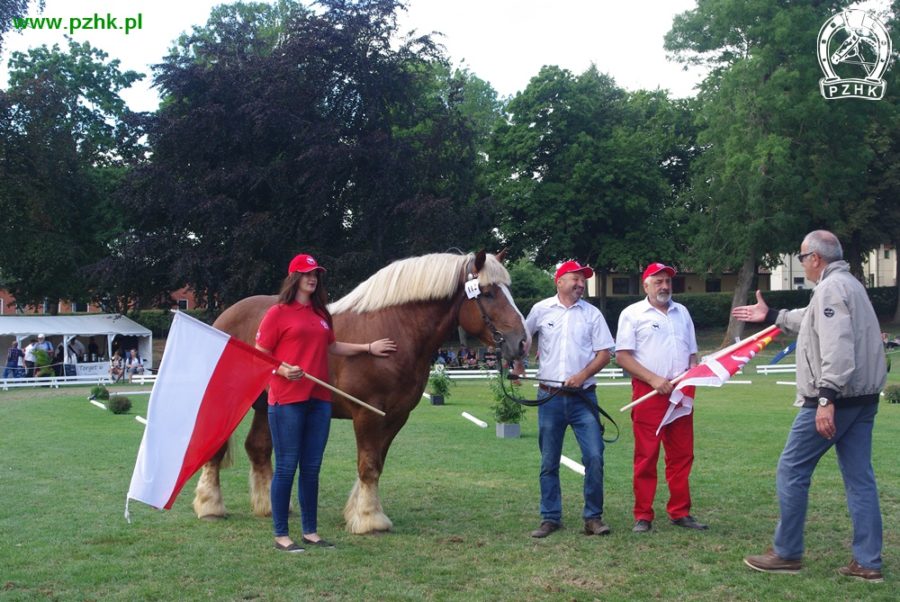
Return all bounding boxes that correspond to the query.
[0,314,153,368]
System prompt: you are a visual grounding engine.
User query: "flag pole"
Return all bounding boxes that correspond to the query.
[302,372,386,417]
[619,324,779,413]
[279,363,386,416]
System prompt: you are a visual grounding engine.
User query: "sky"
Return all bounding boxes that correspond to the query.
[1,0,707,111]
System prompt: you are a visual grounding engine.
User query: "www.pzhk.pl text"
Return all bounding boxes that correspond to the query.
[13,13,143,35]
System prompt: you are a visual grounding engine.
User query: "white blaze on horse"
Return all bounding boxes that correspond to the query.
[192,250,528,534]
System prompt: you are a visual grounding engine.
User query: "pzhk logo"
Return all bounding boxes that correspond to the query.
[818,10,892,100]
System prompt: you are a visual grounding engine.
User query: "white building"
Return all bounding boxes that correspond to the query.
[769,244,896,290]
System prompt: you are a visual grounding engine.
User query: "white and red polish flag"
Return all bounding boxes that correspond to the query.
[659,326,783,434]
[126,311,278,518]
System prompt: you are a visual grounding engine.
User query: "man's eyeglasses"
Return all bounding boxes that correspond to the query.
[797,251,815,263]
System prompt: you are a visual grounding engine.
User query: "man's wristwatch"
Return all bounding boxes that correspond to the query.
[818,397,832,407]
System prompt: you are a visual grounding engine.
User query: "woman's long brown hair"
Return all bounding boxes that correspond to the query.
[277,270,333,327]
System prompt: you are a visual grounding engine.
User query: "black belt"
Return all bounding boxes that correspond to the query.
[539,383,597,393]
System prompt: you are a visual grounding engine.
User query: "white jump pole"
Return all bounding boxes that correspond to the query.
[461,412,488,428]
[560,454,585,476]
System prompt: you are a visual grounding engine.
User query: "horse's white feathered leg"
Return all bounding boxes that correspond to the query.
[193,463,226,518]
[248,463,273,516]
[344,477,392,534]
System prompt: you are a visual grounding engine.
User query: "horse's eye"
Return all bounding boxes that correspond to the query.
[482,290,494,299]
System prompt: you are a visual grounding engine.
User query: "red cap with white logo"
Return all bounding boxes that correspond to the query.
[554,260,594,282]
[641,262,676,281]
[288,254,326,275]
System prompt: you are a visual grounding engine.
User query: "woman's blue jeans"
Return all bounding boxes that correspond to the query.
[268,399,332,537]
[537,388,605,523]
[773,403,882,569]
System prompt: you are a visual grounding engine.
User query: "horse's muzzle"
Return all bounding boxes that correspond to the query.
[501,335,528,361]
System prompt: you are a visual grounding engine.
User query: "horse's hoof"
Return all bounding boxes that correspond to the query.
[199,514,227,521]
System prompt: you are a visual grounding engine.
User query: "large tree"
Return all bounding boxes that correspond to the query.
[666,0,892,343]
[487,65,692,304]
[865,1,900,321]
[0,38,144,310]
[118,0,493,306]
[0,0,44,52]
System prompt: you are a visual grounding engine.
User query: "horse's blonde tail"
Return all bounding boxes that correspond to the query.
[344,478,392,534]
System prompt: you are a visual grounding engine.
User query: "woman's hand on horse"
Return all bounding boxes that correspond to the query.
[369,338,397,357]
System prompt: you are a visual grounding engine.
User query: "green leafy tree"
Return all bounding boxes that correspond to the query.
[488,66,690,306]
[506,257,555,300]
[0,38,144,309]
[118,0,491,305]
[666,0,890,343]
[0,0,45,52]
[864,1,900,321]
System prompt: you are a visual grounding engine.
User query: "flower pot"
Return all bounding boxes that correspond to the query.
[495,422,520,438]
[430,394,445,406]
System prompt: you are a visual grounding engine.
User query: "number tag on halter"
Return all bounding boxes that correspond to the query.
[465,279,481,299]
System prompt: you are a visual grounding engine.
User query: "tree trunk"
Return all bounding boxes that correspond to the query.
[721,253,757,348]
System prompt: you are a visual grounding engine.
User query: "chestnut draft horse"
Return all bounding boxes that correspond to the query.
[191,250,528,533]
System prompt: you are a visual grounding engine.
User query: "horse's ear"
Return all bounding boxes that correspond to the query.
[495,248,508,263]
[474,249,487,272]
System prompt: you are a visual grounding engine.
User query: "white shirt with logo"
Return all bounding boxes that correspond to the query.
[615,298,698,379]
[525,295,615,387]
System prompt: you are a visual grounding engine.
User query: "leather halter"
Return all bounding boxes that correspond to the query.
[463,259,506,346]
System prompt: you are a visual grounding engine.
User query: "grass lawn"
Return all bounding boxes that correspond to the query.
[1,369,898,601]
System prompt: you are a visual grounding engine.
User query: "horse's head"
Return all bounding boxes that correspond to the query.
[457,250,529,362]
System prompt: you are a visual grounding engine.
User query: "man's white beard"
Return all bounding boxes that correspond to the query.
[655,292,671,304]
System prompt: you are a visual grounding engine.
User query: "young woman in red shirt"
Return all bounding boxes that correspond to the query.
[256,254,396,553]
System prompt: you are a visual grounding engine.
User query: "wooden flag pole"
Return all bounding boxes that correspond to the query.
[276,361,385,416]
[619,324,780,413]
[300,370,386,417]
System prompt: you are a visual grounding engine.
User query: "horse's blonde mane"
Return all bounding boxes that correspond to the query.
[329,252,511,315]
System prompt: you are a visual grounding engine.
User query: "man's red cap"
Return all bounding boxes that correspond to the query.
[555,260,594,282]
[642,262,676,281]
[288,254,326,275]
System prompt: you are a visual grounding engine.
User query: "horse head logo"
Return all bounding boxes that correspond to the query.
[818,9,892,100]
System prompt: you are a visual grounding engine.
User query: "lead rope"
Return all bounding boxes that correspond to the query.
[499,368,619,443]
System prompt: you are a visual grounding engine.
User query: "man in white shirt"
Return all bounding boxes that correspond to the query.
[517,260,615,538]
[35,334,52,354]
[615,262,706,533]
[24,338,37,377]
[69,338,86,362]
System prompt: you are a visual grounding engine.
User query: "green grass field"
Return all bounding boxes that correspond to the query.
[1,369,898,601]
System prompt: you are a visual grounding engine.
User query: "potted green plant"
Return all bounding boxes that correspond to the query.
[489,375,526,438]
[427,365,453,405]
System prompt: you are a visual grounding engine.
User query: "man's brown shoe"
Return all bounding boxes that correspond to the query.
[838,559,883,583]
[583,518,611,536]
[743,549,801,574]
[530,520,560,538]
